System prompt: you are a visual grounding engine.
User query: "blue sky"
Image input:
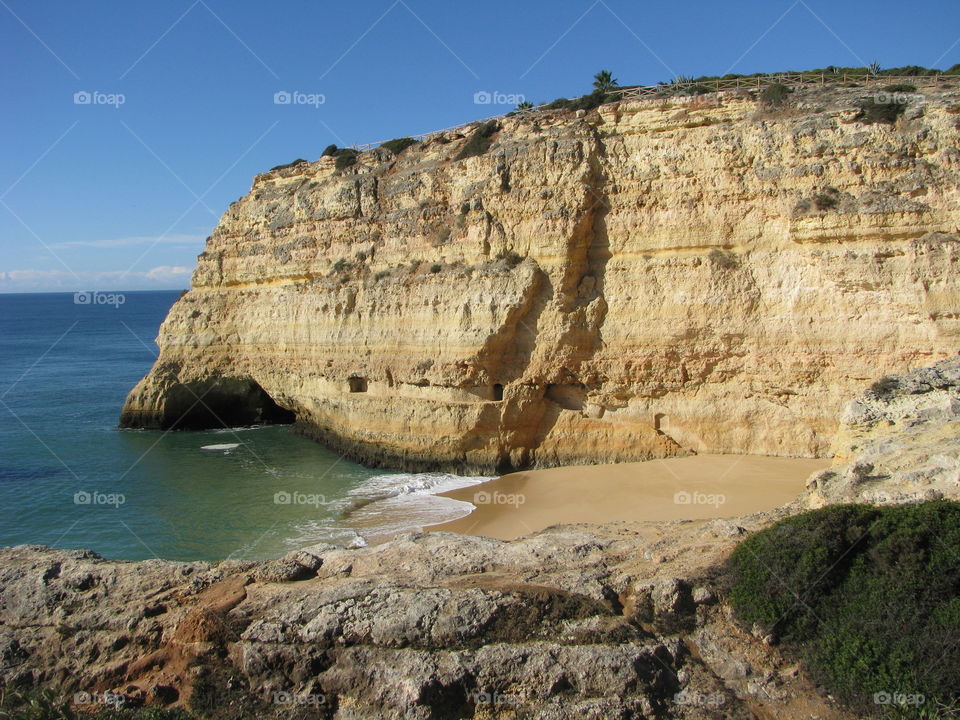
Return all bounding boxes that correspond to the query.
[1,0,958,292]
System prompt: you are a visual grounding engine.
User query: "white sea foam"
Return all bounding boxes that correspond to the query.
[282,472,492,551]
[211,425,266,434]
[348,472,492,501]
[201,443,240,451]
[339,472,492,540]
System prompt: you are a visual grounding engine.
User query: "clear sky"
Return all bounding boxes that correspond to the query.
[2,0,958,292]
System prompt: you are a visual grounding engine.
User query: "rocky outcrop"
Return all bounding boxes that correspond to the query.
[121,82,960,472]
[804,354,960,507]
[0,522,852,719]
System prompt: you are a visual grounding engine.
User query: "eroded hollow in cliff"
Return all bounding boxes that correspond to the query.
[161,377,295,430]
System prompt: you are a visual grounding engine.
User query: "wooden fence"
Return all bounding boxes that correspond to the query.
[610,72,949,101]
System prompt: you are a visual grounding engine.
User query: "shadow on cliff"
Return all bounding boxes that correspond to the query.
[120,376,295,431]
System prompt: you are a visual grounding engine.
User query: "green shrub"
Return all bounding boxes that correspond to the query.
[759,82,791,107]
[333,148,359,170]
[455,120,500,161]
[708,248,739,269]
[544,89,615,112]
[868,374,900,397]
[374,270,390,281]
[380,137,418,155]
[883,83,917,93]
[545,97,573,110]
[569,90,609,111]
[0,689,200,719]
[321,144,338,157]
[93,708,199,720]
[855,98,906,124]
[332,258,349,272]
[268,158,307,172]
[727,501,960,715]
[813,189,840,210]
[881,65,937,76]
[429,264,442,273]
[495,249,523,268]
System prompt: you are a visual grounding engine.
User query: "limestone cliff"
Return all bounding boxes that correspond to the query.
[121,81,960,472]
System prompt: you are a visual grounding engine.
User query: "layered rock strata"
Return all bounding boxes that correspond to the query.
[121,82,960,471]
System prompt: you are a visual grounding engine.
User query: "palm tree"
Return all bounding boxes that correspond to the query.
[593,70,619,94]
[516,101,534,111]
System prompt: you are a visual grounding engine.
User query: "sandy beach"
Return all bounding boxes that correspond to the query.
[429,454,830,539]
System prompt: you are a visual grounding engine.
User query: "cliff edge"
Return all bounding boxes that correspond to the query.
[121,81,960,472]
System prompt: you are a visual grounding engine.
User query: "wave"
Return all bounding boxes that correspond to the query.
[284,472,493,548]
[210,425,271,434]
[347,472,493,503]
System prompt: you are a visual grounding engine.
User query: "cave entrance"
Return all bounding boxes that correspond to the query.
[164,377,295,430]
[492,383,504,401]
[349,376,368,393]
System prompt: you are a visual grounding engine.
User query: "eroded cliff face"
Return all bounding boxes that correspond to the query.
[121,82,960,472]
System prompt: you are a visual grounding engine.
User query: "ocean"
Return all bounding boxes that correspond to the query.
[0,291,487,562]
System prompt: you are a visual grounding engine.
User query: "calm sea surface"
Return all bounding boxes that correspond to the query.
[0,291,484,561]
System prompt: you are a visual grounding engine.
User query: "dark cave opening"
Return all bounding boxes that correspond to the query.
[163,378,295,430]
[349,376,369,393]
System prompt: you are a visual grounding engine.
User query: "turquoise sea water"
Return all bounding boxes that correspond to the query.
[0,291,484,561]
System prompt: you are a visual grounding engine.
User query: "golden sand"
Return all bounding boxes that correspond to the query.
[429,454,829,540]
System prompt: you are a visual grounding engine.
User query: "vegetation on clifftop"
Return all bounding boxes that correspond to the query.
[727,501,960,718]
[308,63,955,170]
[454,119,500,160]
[380,137,419,155]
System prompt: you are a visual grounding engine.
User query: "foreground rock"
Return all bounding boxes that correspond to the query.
[0,522,845,719]
[121,81,960,473]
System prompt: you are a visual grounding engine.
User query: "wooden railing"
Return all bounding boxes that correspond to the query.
[610,73,948,101]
